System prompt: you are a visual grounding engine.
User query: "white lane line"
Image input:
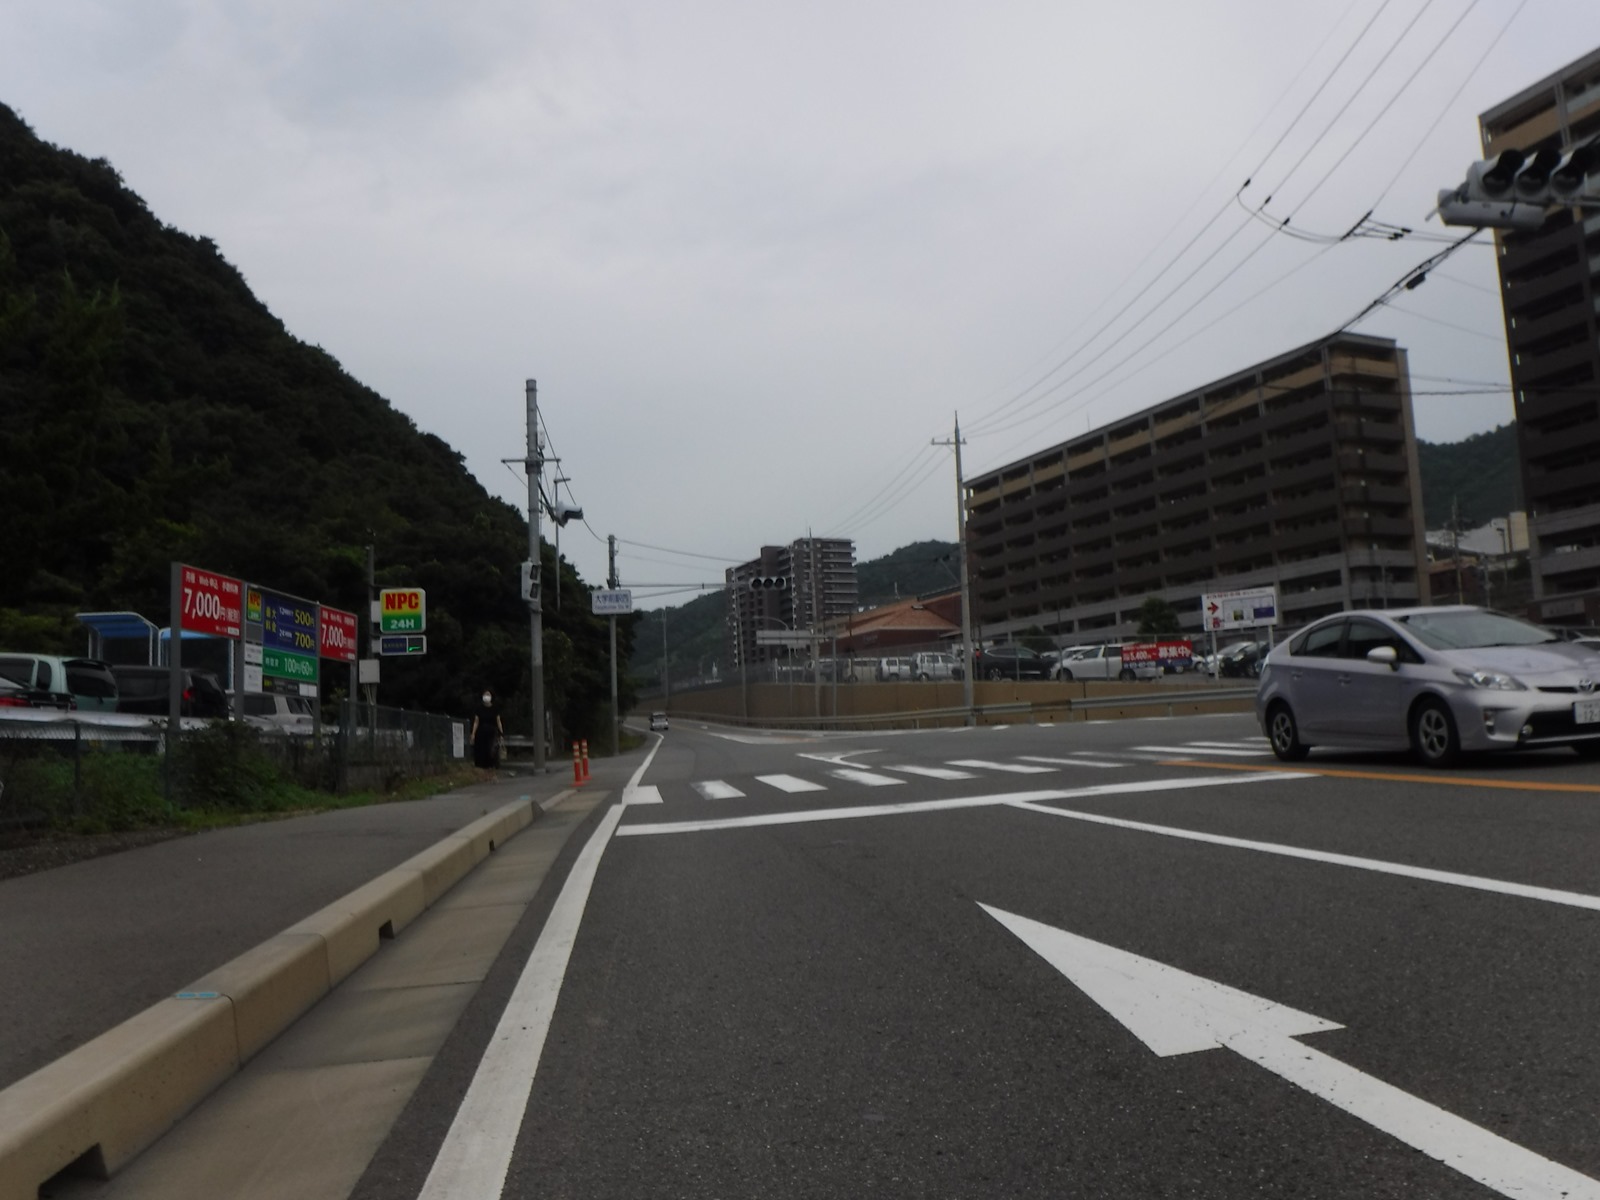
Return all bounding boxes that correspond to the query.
[1190,739,1269,748]
[691,780,745,800]
[947,759,1055,774]
[1019,756,1124,769]
[756,774,827,794]
[616,772,1310,837]
[624,785,663,805]
[1011,801,1600,913]
[1135,745,1275,757]
[829,768,904,787]
[884,764,979,781]
[620,735,666,802]
[419,801,624,1199]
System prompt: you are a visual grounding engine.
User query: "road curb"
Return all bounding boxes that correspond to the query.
[0,788,572,1200]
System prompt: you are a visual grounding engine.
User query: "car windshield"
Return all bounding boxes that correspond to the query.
[1396,610,1558,651]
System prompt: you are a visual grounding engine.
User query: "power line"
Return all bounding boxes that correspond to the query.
[614,537,743,564]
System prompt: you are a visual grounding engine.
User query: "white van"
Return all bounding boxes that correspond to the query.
[876,656,916,681]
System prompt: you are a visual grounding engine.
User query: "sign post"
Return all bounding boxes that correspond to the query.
[593,586,633,758]
[1202,586,1279,678]
[169,563,243,798]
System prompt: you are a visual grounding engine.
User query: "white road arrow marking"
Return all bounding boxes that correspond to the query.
[980,904,1600,1200]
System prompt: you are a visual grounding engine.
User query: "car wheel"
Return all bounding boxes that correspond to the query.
[1058,668,1073,681]
[846,674,858,684]
[917,672,930,681]
[987,668,1004,681]
[1119,668,1135,681]
[1266,702,1309,762]
[1411,697,1461,768]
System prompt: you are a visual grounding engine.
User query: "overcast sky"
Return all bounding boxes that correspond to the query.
[6,1,1596,606]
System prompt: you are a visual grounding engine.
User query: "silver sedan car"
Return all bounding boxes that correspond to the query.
[1256,606,1600,767]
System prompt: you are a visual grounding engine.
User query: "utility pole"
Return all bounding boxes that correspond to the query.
[661,608,670,704]
[525,380,546,772]
[608,534,620,756]
[551,474,570,613]
[934,414,975,723]
[1451,494,1464,604]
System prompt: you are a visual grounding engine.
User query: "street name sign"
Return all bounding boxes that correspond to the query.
[591,588,634,616]
[755,630,812,648]
[1202,586,1279,631]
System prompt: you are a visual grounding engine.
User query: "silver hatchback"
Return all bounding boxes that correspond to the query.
[1256,606,1600,767]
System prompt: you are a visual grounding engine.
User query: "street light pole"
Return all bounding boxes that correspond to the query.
[934,414,976,723]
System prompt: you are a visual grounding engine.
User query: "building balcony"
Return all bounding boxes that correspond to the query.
[1512,338,1599,386]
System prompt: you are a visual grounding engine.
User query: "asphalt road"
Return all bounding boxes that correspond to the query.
[351,712,1600,1199]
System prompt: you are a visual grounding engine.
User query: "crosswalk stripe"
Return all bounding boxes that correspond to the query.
[1135,745,1274,757]
[828,768,904,787]
[947,759,1055,774]
[692,780,746,800]
[1018,756,1123,769]
[756,774,827,793]
[624,785,664,805]
[883,764,979,781]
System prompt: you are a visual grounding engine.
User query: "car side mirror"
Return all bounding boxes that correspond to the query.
[1367,646,1399,671]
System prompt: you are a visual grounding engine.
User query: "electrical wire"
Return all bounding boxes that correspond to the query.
[961,0,1378,440]
[818,444,939,535]
[614,537,743,563]
[1381,301,1506,342]
[828,452,949,538]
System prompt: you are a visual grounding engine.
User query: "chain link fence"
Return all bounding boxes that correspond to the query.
[0,703,468,832]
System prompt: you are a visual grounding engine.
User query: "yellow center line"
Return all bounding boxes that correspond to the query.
[1160,759,1600,794]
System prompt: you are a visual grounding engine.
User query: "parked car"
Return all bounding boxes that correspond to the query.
[111,665,230,718]
[912,652,964,681]
[972,644,1050,680]
[649,711,669,732]
[241,693,317,734]
[1217,639,1267,678]
[1052,644,1160,682]
[1256,606,1600,767]
[0,654,117,711]
[876,656,916,682]
[0,675,70,710]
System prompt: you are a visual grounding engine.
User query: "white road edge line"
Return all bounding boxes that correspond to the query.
[1009,801,1600,912]
[418,735,667,1198]
[418,800,626,1200]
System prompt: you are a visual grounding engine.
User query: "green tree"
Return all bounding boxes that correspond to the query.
[1135,596,1182,638]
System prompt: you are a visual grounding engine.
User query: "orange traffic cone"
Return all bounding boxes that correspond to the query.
[572,741,584,786]
[581,739,591,782]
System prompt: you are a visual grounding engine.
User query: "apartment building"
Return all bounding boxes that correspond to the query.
[725,537,858,668]
[1480,48,1600,626]
[964,332,1429,643]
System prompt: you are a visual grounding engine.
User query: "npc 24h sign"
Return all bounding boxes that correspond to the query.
[379,588,426,633]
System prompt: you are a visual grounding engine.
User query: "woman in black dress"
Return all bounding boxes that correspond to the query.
[469,688,503,769]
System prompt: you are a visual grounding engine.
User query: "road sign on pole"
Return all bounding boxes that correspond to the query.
[379,588,426,633]
[591,588,634,616]
[1202,586,1279,632]
[378,634,427,656]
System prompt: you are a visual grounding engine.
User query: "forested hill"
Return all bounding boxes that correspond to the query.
[1416,422,1520,530]
[0,103,631,730]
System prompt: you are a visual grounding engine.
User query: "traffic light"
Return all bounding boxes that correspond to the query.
[1435,140,1600,231]
[748,576,789,592]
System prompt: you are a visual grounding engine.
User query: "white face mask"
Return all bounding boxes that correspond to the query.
[481,694,492,704]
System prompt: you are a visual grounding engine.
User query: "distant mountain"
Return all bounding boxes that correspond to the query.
[0,102,631,734]
[1416,423,1520,529]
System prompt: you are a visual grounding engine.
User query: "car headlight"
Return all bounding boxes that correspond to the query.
[1452,669,1526,691]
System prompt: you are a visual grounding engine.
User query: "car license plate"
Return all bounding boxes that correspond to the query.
[1575,699,1600,725]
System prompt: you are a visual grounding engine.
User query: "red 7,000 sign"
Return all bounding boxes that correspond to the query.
[179,565,243,638]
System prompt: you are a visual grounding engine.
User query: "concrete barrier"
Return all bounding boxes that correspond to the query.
[0,793,543,1200]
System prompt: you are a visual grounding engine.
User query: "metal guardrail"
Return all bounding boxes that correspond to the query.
[664,686,1256,732]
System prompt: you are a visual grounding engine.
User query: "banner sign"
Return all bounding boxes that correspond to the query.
[320,606,358,662]
[179,565,243,638]
[1122,639,1193,666]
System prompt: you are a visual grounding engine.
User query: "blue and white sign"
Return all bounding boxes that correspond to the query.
[1203,586,1279,631]
[591,589,634,616]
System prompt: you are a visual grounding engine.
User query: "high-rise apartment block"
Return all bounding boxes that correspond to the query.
[964,332,1429,643]
[726,537,858,667]
[1480,48,1600,626]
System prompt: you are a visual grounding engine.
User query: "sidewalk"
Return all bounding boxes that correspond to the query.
[0,756,632,1093]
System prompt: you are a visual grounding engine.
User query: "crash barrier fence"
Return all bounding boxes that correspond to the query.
[665,685,1257,732]
[0,702,467,829]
